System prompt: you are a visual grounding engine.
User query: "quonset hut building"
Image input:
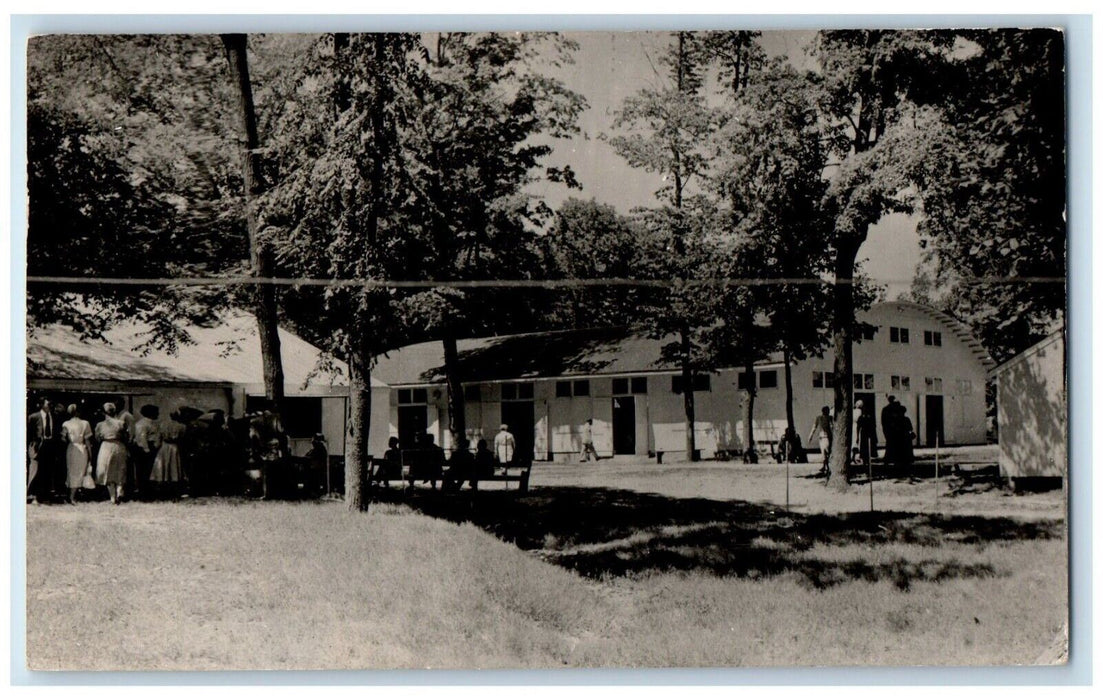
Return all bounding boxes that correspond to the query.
[370,302,995,462]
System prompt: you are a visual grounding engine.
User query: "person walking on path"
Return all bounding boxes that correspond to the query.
[579,419,599,463]
[61,404,94,504]
[807,406,833,475]
[494,424,515,471]
[94,402,129,505]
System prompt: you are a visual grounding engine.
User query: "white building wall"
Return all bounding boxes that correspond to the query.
[996,333,1066,479]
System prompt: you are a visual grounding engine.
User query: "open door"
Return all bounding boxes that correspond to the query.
[612,396,636,455]
[925,395,944,447]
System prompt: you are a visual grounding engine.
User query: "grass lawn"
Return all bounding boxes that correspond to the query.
[27,460,1066,670]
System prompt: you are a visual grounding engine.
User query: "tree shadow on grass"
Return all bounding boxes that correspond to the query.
[380,486,1062,589]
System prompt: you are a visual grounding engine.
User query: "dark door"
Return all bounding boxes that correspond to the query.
[397,405,427,449]
[500,401,534,465]
[612,396,636,455]
[925,395,944,447]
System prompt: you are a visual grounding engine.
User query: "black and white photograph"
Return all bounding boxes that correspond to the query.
[21,24,1069,672]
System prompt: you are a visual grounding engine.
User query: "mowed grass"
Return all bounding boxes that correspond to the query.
[27,465,1067,670]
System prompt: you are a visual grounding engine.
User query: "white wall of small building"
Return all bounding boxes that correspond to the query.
[995,333,1066,480]
[380,303,990,461]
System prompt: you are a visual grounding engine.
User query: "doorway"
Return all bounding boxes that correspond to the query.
[612,396,636,455]
[500,400,535,465]
[397,404,427,449]
[925,395,945,447]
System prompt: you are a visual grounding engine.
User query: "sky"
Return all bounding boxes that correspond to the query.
[530,31,922,300]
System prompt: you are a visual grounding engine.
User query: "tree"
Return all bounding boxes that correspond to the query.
[541,198,647,330]
[261,33,424,511]
[399,32,586,449]
[26,35,249,349]
[220,33,286,418]
[907,29,1066,363]
[607,31,716,461]
[811,30,955,488]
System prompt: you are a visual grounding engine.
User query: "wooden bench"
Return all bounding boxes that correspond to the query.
[367,457,531,493]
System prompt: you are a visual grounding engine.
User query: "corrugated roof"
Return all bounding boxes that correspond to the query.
[27,311,383,390]
[371,326,785,386]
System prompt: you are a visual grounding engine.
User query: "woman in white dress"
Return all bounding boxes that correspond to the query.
[61,404,93,504]
[151,410,185,499]
[94,402,129,504]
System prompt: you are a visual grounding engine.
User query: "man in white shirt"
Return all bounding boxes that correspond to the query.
[579,419,599,463]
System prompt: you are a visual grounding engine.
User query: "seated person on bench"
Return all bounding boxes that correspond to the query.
[445,437,475,491]
[474,439,496,480]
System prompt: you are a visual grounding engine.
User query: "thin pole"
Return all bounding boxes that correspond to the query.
[868,454,874,512]
[935,433,941,502]
[785,451,791,512]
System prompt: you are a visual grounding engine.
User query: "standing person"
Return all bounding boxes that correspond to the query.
[151,410,186,499]
[895,405,916,469]
[494,424,515,472]
[854,399,878,470]
[94,402,129,505]
[132,404,162,499]
[26,397,59,504]
[61,404,94,504]
[807,406,833,476]
[881,396,900,467]
[578,419,599,463]
[115,399,136,498]
[422,433,445,490]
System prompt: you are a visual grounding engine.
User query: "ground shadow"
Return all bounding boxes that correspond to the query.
[380,486,1062,589]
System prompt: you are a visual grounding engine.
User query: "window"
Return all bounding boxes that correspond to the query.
[555,381,571,398]
[672,374,711,393]
[853,373,874,390]
[758,370,778,389]
[858,326,877,341]
[518,383,534,400]
[738,372,755,391]
[572,380,589,397]
[630,377,648,394]
[924,330,943,347]
[891,376,912,392]
[501,383,533,401]
[958,379,973,395]
[612,378,629,395]
[812,371,823,388]
[463,385,481,402]
[398,388,428,405]
[889,327,910,344]
[813,371,835,389]
[925,377,943,393]
[501,383,516,401]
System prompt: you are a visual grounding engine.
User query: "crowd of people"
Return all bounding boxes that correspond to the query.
[805,394,917,479]
[25,396,296,505]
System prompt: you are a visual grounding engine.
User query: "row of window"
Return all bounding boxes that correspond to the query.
[888,326,943,346]
[398,373,973,405]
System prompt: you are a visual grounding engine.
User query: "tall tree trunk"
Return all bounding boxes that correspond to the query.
[826,239,861,489]
[783,346,795,434]
[345,324,372,512]
[680,329,697,462]
[443,335,466,448]
[221,33,284,410]
[742,358,757,462]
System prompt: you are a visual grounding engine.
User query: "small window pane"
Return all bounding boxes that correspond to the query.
[631,377,648,394]
[934,332,942,347]
[412,388,428,404]
[738,372,754,390]
[671,376,683,394]
[900,328,909,344]
[825,371,834,387]
[891,376,900,390]
[556,381,571,398]
[890,327,899,343]
[853,374,863,390]
[864,375,874,390]
[812,371,823,388]
[501,383,517,401]
[612,378,629,395]
[759,370,778,389]
[901,376,911,391]
[463,385,481,402]
[573,380,590,396]
[398,389,411,404]
[694,375,711,392]
[518,383,534,400]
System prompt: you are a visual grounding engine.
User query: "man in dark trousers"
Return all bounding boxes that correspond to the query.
[881,396,900,467]
[27,396,60,503]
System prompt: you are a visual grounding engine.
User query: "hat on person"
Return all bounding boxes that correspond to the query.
[500,424,509,431]
[855,399,864,409]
